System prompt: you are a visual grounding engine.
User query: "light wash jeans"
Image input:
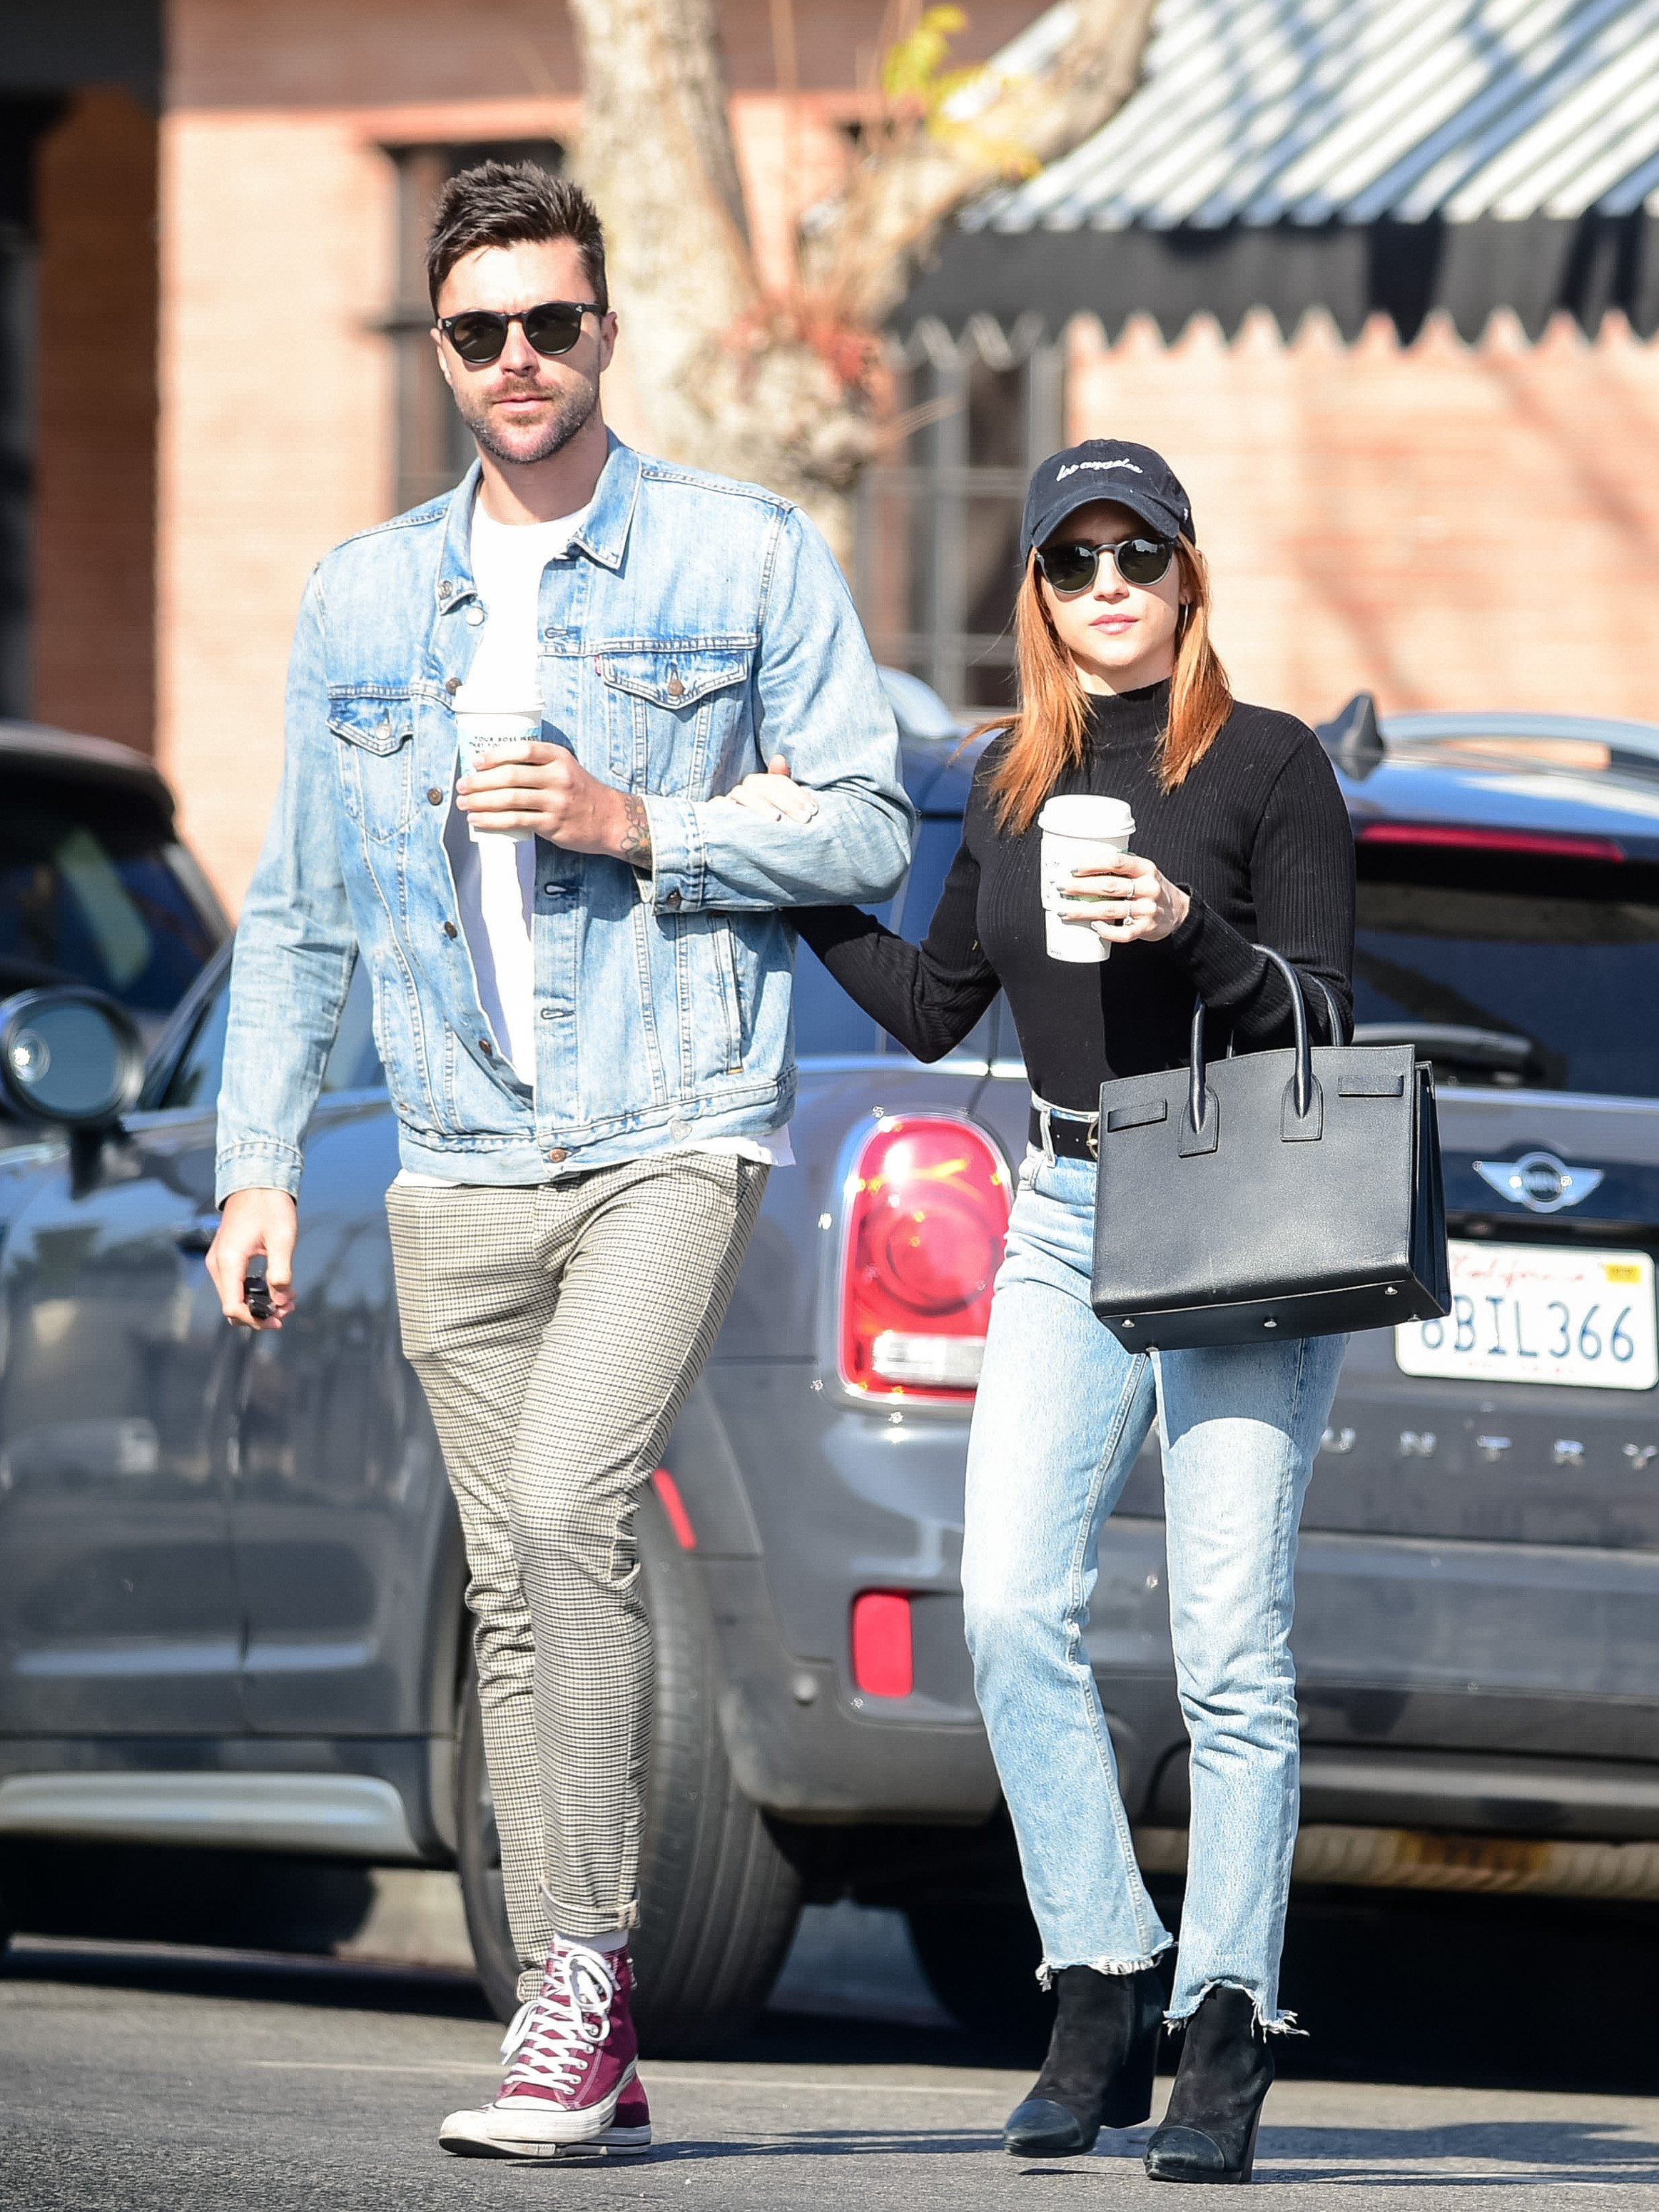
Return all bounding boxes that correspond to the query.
[960,1149,1346,2031]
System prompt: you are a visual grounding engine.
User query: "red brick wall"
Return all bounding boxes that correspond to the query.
[168,1,1040,106]
[33,90,159,754]
[1068,307,1659,728]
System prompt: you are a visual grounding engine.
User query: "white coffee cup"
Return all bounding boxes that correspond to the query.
[452,677,544,843]
[1038,794,1136,963]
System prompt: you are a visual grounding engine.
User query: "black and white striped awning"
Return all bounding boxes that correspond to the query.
[901,0,1659,339]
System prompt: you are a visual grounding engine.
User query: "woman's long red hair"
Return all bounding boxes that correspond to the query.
[985,539,1234,836]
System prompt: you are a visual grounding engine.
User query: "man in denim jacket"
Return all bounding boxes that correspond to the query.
[208,166,910,2159]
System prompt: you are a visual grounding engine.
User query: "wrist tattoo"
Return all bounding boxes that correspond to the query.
[619,793,652,871]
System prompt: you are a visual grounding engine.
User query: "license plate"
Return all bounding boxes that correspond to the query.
[1396,1241,1658,1391]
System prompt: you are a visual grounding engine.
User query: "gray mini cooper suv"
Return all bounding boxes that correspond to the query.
[2,684,1658,2048]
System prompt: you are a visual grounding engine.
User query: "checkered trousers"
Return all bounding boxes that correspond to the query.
[386,1152,766,1989]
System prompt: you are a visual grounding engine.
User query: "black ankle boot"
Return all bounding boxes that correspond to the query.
[1144,1985,1274,2184]
[1003,1964,1164,2157]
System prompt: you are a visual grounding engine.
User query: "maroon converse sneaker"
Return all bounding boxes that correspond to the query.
[602,2080,652,2153]
[440,1939,644,2158]
[440,2079,652,2162]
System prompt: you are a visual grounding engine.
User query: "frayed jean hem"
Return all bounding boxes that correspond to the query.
[1037,1937,1172,1990]
[1165,1977,1306,2036]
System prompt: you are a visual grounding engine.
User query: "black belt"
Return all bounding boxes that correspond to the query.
[1029,1096,1100,1162]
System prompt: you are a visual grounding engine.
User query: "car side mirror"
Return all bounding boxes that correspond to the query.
[0,988,146,1127]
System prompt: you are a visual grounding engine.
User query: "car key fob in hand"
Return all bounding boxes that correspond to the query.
[243,1273,275,1323]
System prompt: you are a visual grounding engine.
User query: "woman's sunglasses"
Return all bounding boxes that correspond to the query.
[1036,536,1176,596]
[437,299,602,367]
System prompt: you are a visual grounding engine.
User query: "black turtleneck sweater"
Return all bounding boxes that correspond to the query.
[796,682,1356,1114]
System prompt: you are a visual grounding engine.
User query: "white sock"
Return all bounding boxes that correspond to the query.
[558,1926,629,1957]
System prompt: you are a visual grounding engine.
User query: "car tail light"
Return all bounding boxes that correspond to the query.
[839,1115,1010,1400]
[851,1591,913,1698]
[649,1468,696,1550]
[1359,824,1625,862]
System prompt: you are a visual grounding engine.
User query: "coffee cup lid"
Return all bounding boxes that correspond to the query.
[1038,794,1135,838]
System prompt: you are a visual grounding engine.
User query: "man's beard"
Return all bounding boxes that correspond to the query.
[453,373,598,467]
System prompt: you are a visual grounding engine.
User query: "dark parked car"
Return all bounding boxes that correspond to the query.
[3,687,1659,2046]
[0,719,227,1034]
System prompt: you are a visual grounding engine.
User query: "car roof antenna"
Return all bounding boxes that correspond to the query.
[1316,691,1384,781]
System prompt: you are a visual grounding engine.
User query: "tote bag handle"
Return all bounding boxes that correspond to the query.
[1187,951,1347,1138]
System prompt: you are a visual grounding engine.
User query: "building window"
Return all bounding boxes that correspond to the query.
[856,315,1064,714]
[383,141,564,517]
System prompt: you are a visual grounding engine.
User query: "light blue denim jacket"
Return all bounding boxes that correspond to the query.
[216,438,914,1199]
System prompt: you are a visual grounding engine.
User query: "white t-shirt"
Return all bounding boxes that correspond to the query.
[445,501,580,1082]
[402,494,791,1183]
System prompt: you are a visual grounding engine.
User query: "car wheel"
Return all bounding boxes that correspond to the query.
[906,1895,1054,2054]
[455,1488,803,2051]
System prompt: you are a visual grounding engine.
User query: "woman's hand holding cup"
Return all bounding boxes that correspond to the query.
[1063,851,1189,945]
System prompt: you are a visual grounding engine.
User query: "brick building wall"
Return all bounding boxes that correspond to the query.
[1067,306,1659,730]
[33,90,158,756]
[156,101,401,903]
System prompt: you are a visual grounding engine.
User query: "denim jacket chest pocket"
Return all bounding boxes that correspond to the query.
[594,641,754,793]
[328,689,417,845]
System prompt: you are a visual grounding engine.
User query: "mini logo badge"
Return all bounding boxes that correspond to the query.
[1473,1150,1604,1214]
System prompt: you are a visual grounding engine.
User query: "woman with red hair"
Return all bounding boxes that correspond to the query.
[738,440,1355,2185]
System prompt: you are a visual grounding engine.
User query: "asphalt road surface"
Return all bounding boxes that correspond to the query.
[5,1889,1659,2211]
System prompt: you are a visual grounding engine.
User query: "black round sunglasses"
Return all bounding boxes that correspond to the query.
[1036,536,1176,596]
[438,298,603,367]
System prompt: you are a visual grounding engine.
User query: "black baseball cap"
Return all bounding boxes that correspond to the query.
[1020,440,1195,565]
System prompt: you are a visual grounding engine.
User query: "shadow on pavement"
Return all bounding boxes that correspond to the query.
[1,1937,493,2022]
[613,2119,1659,2178]
[543,2129,1012,2167]
[1253,2119,1659,2185]
[751,1883,1659,2100]
[0,1838,386,1956]
[6,1845,1659,2098]
[1270,1885,1659,2095]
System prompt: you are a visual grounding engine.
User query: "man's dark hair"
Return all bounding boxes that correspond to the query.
[426,162,608,315]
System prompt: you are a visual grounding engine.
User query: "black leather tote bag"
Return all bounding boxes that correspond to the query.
[1090,948,1449,1351]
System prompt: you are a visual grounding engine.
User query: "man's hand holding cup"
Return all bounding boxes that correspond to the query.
[457,739,634,851]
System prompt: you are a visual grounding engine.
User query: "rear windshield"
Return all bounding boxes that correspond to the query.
[0,766,220,1015]
[1355,841,1659,1097]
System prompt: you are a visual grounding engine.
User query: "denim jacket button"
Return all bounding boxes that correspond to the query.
[664,889,682,908]
[479,1038,493,1055]
[427,787,445,805]
[666,674,686,701]
[443,921,458,938]
[445,676,461,694]
[546,1147,569,1163]
[465,606,484,626]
